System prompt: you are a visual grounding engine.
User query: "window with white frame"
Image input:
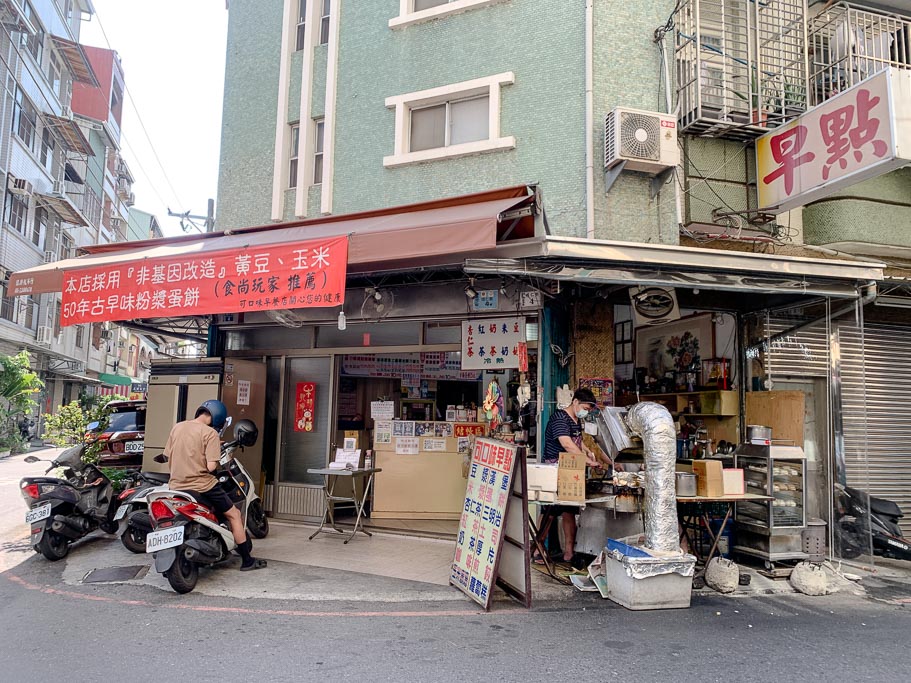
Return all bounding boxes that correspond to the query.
[319,0,331,45]
[31,205,47,249]
[40,127,55,174]
[295,0,307,51]
[13,88,38,152]
[289,124,300,188]
[312,118,324,184]
[384,72,514,168]
[21,2,44,65]
[48,51,64,99]
[5,192,28,236]
[390,0,508,30]
[59,232,74,260]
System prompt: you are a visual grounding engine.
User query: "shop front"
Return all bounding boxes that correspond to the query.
[7,185,891,594]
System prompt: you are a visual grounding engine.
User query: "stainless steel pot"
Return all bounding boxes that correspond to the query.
[747,425,772,442]
[676,472,697,497]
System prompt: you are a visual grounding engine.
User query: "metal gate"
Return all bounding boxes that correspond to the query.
[839,322,911,537]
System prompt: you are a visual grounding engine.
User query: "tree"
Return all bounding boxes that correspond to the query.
[0,351,43,452]
[43,394,128,464]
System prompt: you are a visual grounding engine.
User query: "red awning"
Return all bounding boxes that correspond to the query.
[9,188,533,297]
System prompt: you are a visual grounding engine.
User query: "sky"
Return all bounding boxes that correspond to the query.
[79,1,229,237]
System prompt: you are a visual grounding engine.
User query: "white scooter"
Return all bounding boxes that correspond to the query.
[146,419,268,594]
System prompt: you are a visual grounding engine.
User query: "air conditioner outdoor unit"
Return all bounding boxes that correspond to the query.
[52,180,65,195]
[629,286,681,328]
[10,178,33,195]
[43,250,57,263]
[126,192,135,207]
[604,107,680,174]
[36,325,53,345]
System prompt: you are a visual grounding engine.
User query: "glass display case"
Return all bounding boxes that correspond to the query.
[733,443,808,565]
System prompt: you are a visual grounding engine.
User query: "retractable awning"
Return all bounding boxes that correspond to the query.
[464,235,885,300]
[42,113,93,155]
[36,192,88,227]
[49,36,99,86]
[9,187,534,296]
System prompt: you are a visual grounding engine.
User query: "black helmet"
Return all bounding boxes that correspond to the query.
[234,419,258,447]
[196,399,228,431]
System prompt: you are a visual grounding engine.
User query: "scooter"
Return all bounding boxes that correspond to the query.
[114,471,171,553]
[20,445,119,560]
[834,483,911,561]
[146,419,268,593]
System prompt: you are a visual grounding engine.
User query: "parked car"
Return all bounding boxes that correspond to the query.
[89,400,147,468]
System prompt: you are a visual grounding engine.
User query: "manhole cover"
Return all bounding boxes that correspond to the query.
[82,565,148,583]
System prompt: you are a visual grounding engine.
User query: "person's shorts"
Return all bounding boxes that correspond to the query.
[182,486,235,515]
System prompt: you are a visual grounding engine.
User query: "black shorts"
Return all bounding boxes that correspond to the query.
[183,486,235,515]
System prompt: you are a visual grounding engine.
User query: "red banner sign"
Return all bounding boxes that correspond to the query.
[60,236,348,327]
[295,382,316,432]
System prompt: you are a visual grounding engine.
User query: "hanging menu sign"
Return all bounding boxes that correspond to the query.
[450,437,519,609]
[461,318,526,370]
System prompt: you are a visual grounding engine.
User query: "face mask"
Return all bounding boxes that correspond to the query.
[577,408,590,419]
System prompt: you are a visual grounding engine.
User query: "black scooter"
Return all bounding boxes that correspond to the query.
[20,445,119,561]
[835,483,911,561]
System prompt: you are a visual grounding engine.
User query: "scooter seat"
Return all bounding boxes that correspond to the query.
[846,485,903,518]
[141,472,170,484]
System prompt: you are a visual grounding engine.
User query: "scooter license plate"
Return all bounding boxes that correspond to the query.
[113,504,129,521]
[145,526,184,553]
[25,502,51,524]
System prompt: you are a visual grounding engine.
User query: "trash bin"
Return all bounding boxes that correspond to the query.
[802,519,827,563]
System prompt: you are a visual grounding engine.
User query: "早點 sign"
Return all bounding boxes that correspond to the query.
[60,236,348,327]
[461,317,526,370]
[757,68,910,212]
[451,437,519,609]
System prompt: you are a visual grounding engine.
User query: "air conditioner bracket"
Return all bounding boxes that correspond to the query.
[649,166,675,200]
[603,160,627,195]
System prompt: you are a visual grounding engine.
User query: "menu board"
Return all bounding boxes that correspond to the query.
[450,438,518,609]
[461,318,526,370]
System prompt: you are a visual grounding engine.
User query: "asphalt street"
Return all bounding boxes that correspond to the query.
[2,451,910,682]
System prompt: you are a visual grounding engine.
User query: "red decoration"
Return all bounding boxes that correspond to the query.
[60,236,348,327]
[295,382,316,433]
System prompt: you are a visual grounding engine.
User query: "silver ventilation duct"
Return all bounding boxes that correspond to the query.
[626,402,679,553]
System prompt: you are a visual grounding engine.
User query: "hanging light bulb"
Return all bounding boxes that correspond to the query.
[337,310,347,331]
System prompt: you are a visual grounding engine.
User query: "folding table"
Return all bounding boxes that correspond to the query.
[307,467,381,544]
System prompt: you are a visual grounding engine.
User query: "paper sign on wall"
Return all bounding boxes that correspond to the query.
[370,401,395,420]
[374,420,392,444]
[451,438,519,609]
[422,438,447,452]
[461,318,526,370]
[395,437,420,455]
[294,382,316,432]
[236,380,251,406]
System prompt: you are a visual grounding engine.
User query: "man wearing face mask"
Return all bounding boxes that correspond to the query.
[539,388,615,565]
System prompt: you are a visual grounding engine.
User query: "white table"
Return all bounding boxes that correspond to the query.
[307,467,381,544]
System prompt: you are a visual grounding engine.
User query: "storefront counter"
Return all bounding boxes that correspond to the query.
[372,451,466,519]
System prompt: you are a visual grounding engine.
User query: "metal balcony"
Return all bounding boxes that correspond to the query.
[675,0,809,140]
[808,2,911,106]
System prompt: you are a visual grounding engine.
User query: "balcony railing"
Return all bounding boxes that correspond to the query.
[808,2,911,106]
[675,0,809,140]
[64,181,103,228]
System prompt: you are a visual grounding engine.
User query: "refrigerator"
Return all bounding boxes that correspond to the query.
[143,357,267,481]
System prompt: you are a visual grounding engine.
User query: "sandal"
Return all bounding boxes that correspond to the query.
[240,558,268,571]
[532,551,547,565]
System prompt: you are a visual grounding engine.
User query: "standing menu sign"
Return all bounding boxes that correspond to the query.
[451,437,520,609]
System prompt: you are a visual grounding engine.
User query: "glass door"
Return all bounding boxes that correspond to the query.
[280,356,335,486]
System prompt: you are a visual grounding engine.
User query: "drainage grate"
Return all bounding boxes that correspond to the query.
[82,565,148,583]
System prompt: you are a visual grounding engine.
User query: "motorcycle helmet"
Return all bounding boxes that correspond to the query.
[196,399,228,432]
[234,419,258,447]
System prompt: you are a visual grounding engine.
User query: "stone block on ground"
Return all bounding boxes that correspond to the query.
[790,561,829,596]
[705,557,739,594]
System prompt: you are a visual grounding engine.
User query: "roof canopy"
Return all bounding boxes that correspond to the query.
[49,36,99,87]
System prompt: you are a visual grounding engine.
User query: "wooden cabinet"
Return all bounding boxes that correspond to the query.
[620,390,740,444]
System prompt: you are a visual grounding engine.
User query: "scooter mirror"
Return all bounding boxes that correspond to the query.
[153,454,169,464]
[24,455,39,463]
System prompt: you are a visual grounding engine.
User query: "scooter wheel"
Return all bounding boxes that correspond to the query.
[120,525,146,554]
[36,531,69,561]
[165,551,198,594]
[246,500,269,539]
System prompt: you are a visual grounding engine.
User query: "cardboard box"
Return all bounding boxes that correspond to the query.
[527,489,539,501]
[527,464,559,493]
[557,452,586,503]
[723,468,745,495]
[693,460,724,497]
[537,491,556,503]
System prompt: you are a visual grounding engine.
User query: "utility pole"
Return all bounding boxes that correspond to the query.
[167,199,215,233]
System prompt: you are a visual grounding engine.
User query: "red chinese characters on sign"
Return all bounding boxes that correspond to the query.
[454,423,486,438]
[818,89,889,180]
[757,70,898,213]
[295,382,316,433]
[59,237,348,327]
